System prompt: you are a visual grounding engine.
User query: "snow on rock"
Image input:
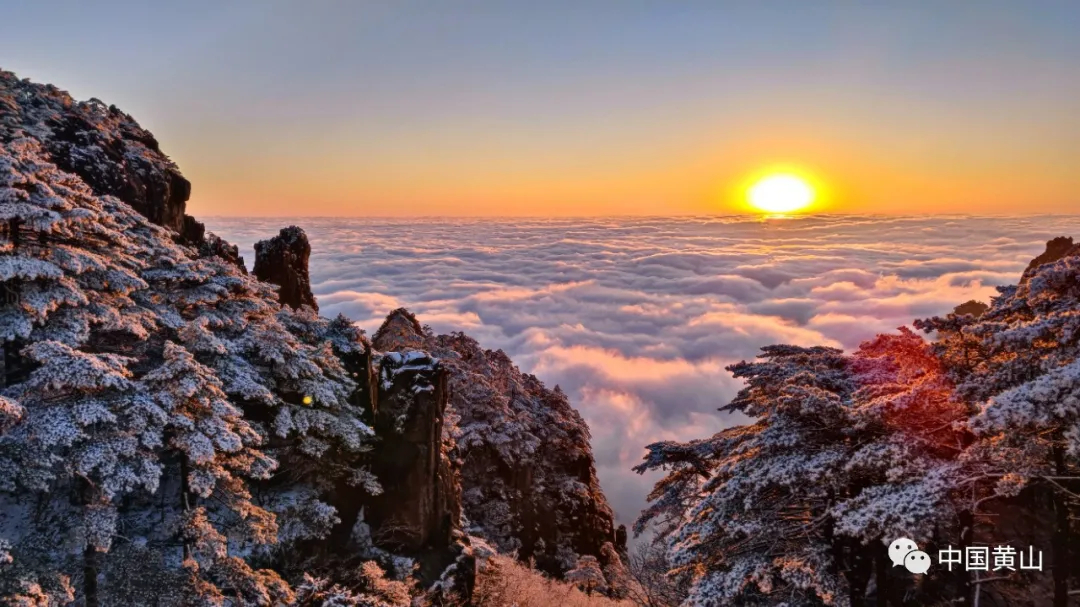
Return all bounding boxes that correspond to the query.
[0,69,377,604]
[372,307,427,352]
[0,70,192,239]
[365,344,460,555]
[1020,236,1080,285]
[0,68,628,604]
[372,308,623,579]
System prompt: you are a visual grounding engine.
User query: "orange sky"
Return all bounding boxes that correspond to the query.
[6,2,1077,217]
[182,102,1078,217]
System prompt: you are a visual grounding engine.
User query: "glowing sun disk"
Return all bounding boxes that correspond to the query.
[748,174,815,213]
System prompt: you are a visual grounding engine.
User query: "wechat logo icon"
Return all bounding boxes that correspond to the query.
[889,537,931,575]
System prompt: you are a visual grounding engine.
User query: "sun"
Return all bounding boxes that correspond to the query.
[747,173,815,214]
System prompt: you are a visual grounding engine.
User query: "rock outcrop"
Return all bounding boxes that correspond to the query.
[0,69,250,274]
[953,299,989,318]
[47,108,191,236]
[372,308,429,352]
[366,351,459,552]
[373,309,623,577]
[1,71,192,236]
[200,232,248,273]
[0,70,394,605]
[253,226,318,310]
[1,68,625,603]
[1020,236,1080,284]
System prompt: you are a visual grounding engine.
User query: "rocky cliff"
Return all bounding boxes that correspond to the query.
[0,68,622,603]
[1021,236,1080,284]
[1,73,188,232]
[243,226,623,581]
[373,309,625,577]
[947,237,1080,318]
[1,70,382,604]
[0,70,245,270]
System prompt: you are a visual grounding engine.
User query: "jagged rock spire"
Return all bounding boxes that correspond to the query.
[372,307,427,352]
[253,226,317,310]
[367,351,458,552]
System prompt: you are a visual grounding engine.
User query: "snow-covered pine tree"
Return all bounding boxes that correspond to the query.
[273,305,379,494]
[838,328,972,603]
[293,573,366,606]
[140,340,290,605]
[6,341,163,607]
[636,335,975,606]
[0,136,181,606]
[1,82,378,604]
[0,368,73,606]
[0,137,163,373]
[636,345,860,606]
[139,244,376,564]
[292,561,410,607]
[917,249,1080,607]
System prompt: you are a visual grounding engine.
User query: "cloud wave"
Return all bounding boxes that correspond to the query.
[205,214,1080,528]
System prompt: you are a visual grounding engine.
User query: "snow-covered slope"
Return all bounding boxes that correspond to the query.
[0,69,384,604]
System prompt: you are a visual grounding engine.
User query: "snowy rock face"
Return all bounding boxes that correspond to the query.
[364,350,460,552]
[1021,236,1080,284]
[200,231,247,273]
[0,69,623,602]
[253,226,317,310]
[0,71,194,240]
[373,309,622,576]
[0,70,396,604]
[372,307,428,352]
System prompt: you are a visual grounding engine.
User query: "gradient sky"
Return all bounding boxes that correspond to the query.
[4,1,1078,216]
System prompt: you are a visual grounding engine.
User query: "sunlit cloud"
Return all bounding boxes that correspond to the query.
[206,214,1080,524]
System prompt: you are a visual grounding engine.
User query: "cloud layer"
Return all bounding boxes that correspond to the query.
[205,215,1080,528]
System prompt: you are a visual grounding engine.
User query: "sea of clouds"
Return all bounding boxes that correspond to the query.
[205,215,1080,530]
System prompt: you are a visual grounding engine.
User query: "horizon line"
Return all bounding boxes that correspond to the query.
[195,212,1080,220]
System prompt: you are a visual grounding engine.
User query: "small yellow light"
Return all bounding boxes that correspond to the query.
[302,395,313,406]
